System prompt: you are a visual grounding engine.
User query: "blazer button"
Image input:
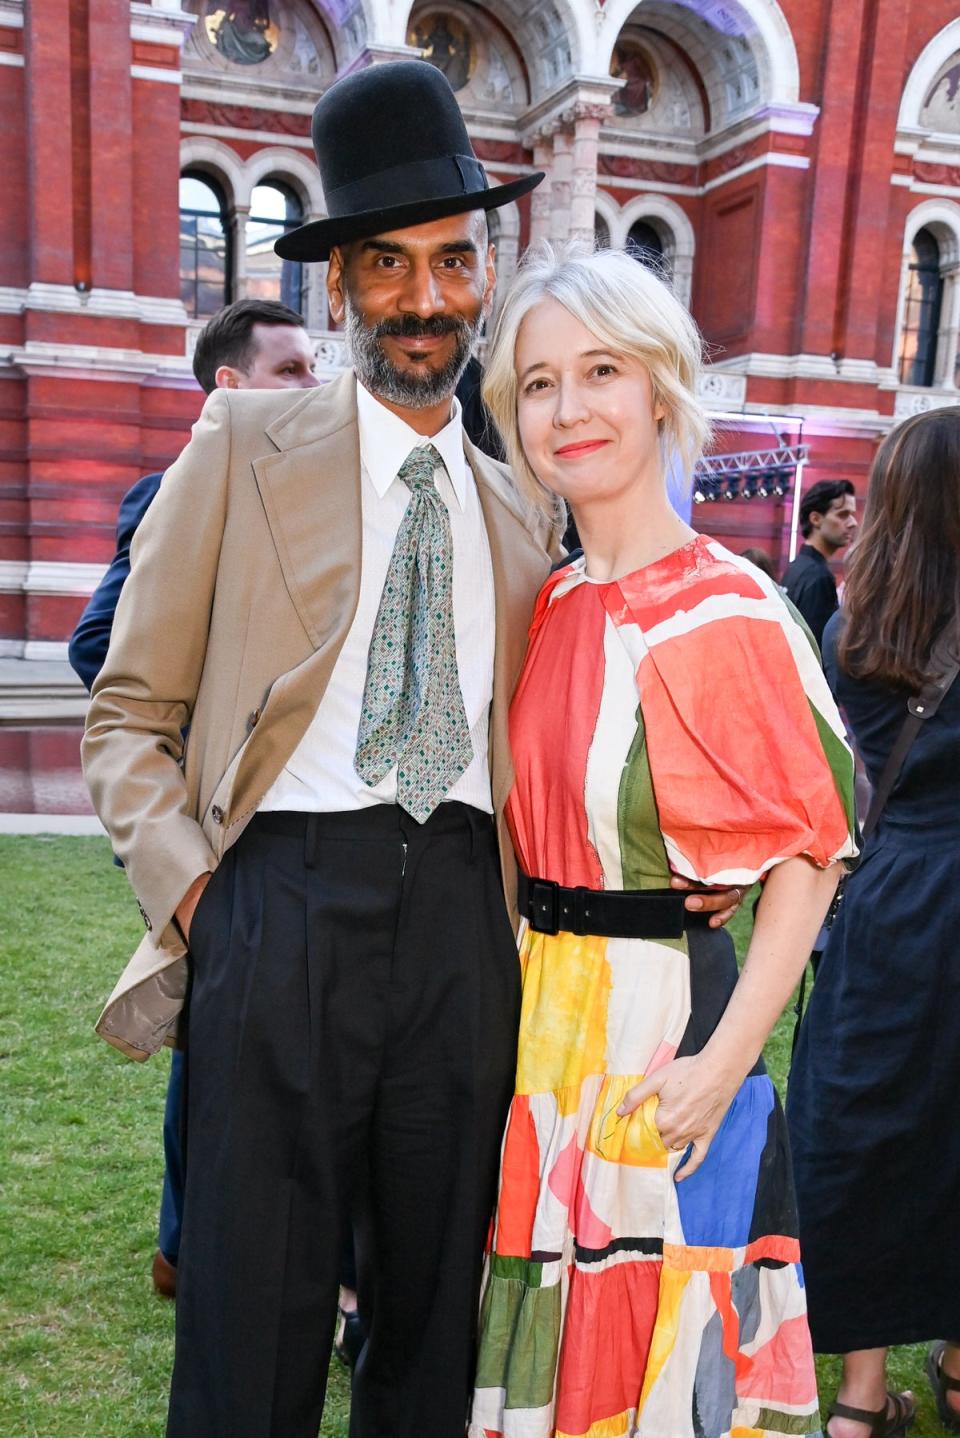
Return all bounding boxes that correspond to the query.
[211,804,224,825]
[248,707,261,728]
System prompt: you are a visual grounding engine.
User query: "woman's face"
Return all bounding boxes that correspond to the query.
[514,297,665,509]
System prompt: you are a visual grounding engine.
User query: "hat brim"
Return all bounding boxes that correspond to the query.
[274,172,545,262]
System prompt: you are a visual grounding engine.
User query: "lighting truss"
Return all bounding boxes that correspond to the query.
[692,444,809,503]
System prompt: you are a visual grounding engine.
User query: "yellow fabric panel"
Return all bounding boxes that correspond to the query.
[637,1265,692,1412]
[585,1074,668,1169]
[516,930,611,1110]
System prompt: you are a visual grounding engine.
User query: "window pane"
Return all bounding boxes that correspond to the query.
[180,175,228,319]
[626,220,664,268]
[179,175,223,214]
[898,227,943,386]
[250,182,301,224]
[245,220,302,310]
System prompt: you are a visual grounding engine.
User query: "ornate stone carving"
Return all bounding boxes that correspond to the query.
[914,161,960,187]
[181,98,311,135]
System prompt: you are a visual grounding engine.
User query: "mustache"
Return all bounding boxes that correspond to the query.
[370,314,471,341]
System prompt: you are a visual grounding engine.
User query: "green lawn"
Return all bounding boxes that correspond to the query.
[0,839,943,1435]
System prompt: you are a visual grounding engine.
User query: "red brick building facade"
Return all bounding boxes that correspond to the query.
[4,0,960,659]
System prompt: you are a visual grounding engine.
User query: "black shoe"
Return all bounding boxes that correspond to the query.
[334,1306,365,1368]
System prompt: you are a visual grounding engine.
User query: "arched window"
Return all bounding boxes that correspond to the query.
[595,214,611,249]
[898,228,944,387]
[626,219,664,270]
[179,172,231,318]
[246,181,305,311]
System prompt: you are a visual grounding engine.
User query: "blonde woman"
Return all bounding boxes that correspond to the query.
[468,248,858,1438]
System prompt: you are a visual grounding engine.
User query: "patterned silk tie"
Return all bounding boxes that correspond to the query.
[355,444,474,822]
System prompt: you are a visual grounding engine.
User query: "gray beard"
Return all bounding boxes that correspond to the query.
[343,293,482,409]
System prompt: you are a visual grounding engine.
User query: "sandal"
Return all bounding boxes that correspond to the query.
[824,1390,915,1438]
[926,1340,960,1433]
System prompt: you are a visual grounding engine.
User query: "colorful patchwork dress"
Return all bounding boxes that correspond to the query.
[469,536,857,1438]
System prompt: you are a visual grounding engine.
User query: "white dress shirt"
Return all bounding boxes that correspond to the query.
[260,379,496,816]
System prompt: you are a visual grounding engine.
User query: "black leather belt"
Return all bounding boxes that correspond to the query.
[518,871,692,939]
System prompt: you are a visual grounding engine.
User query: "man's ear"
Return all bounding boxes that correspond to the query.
[214,365,242,390]
[327,246,346,326]
[483,240,497,318]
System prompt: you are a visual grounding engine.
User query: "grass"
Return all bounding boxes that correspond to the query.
[0,840,944,1435]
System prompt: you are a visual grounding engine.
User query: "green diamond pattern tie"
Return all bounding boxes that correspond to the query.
[355,444,474,823]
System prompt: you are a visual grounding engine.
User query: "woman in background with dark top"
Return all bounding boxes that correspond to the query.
[788,406,960,1438]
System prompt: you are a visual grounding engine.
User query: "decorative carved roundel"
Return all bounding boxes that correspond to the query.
[204,2,279,66]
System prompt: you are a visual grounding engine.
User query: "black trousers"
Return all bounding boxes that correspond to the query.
[167,803,520,1438]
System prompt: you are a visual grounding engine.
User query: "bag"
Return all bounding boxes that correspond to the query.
[790,631,960,1055]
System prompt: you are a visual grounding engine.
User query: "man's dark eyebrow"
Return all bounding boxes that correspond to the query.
[359,239,406,256]
[358,238,479,258]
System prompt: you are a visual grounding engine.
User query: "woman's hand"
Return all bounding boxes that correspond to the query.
[616,1055,740,1181]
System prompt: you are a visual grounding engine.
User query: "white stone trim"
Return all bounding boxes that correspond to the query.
[0,560,107,597]
[0,560,27,592]
[22,640,70,663]
[240,146,325,214]
[898,18,960,130]
[893,386,960,417]
[891,174,960,198]
[2,340,195,383]
[131,63,182,84]
[0,638,23,658]
[180,135,246,204]
[180,121,314,152]
[17,282,188,327]
[711,352,892,384]
[0,3,24,29]
[0,52,24,66]
[702,151,808,192]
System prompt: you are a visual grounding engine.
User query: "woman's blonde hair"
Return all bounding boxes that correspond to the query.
[483,243,711,524]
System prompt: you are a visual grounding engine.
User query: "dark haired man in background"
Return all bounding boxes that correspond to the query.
[781,478,858,647]
[69,297,318,1299]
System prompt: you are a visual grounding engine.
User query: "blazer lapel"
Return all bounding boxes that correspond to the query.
[252,370,362,653]
[467,439,552,817]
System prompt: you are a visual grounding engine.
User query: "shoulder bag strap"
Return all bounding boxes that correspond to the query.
[861,630,960,841]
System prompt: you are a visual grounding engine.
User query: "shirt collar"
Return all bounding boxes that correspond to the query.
[355,378,467,510]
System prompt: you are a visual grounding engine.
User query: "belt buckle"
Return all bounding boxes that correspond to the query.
[529,878,560,935]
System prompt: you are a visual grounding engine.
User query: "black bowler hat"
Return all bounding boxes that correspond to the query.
[274,61,544,262]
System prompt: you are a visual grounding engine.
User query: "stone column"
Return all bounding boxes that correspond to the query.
[529,131,554,247]
[549,128,573,246]
[231,207,249,300]
[568,103,606,248]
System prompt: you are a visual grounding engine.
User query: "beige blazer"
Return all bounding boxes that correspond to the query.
[84,372,556,1061]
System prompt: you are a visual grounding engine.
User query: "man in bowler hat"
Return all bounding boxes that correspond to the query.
[83,61,739,1437]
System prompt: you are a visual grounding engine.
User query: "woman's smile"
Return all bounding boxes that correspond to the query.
[553,438,611,458]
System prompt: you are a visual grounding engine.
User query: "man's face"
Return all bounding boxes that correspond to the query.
[218,322,320,390]
[326,210,496,410]
[812,493,858,552]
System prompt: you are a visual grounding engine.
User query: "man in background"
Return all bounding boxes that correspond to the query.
[69,297,319,1298]
[781,478,858,647]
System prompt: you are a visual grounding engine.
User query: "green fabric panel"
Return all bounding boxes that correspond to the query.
[808,699,856,837]
[490,1254,543,1287]
[475,1274,562,1410]
[753,1406,822,1434]
[617,703,687,953]
[617,702,671,890]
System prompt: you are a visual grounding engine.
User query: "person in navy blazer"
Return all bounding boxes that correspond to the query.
[69,298,320,1297]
